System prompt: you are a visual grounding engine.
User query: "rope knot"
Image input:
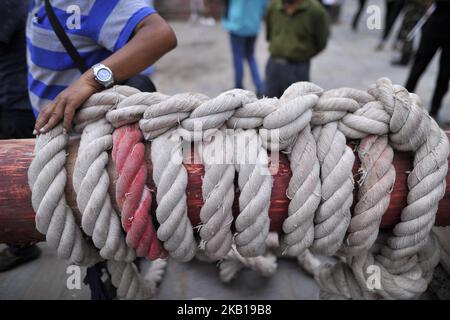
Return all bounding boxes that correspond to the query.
[107,92,168,128]
[369,78,431,151]
[181,89,255,139]
[74,85,139,132]
[140,92,208,140]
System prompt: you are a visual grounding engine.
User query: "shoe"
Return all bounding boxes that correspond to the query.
[0,245,41,272]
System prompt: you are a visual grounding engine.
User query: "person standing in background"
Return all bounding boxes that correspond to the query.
[405,0,450,120]
[0,0,42,272]
[264,0,330,98]
[391,0,432,66]
[351,0,368,30]
[376,0,405,50]
[190,0,216,26]
[320,0,342,24]
[223,0,267,96]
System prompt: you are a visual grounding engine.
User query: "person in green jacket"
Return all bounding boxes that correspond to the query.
[264,0,330,98]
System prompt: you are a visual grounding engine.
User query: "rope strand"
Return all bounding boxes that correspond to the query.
[29,78,448,299]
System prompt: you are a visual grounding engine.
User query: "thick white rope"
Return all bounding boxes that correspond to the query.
[181,89,255,139]
[343,135,395,256]
[29,77,448,300]
[72,88,135,262]
[144,258,168,295]
[138,92,208,261]
[151,130,197,261]
[312,121,354,255]
[298,78,448,299]
[219,233,279,282]
[198,130,235,260]
[73,86,163,299]
[283,124,321,256]
[234,129,272,257]
[139,92,209,140]
[107,258,167,300]
[281,83,322,256]
[28,125,99,266]
[107,92,169,128]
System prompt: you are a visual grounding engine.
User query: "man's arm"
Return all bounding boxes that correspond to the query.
[35,13,177,134]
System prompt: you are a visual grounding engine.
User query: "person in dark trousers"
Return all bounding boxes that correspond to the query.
[405,0,450,119]
[0,0,41,272]
[352,0,368,30]
[391,0,432,66]
[222,0,268,96]
[376,0,406,50]
[264,0,330,98]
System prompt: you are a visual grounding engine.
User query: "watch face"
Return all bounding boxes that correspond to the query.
[97,68,111,82]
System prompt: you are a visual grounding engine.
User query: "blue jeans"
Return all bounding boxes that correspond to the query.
[229,33,262,93]
[264,57,311,98]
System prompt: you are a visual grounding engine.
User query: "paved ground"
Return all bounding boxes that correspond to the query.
[0,243,319,300]
[1,0,449,299]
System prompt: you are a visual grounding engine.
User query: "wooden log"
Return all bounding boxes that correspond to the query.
[1,136,450,245]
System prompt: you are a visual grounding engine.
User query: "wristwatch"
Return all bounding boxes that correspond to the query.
[92,63,114,88]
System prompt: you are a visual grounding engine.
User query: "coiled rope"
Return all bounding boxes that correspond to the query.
[28,78,448,299]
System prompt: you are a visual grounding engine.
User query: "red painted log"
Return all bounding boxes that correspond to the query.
[0,136,449,246]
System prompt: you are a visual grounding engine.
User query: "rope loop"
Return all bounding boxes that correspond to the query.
[29,78,448,299]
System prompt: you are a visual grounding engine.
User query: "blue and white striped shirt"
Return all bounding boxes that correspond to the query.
[26,0,156,113]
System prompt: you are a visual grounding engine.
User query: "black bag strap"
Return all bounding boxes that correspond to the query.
[44,0,88,73]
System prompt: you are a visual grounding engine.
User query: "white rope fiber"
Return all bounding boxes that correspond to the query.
[28,78,448,300]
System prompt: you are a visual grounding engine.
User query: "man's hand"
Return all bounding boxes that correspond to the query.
[34,71,101,134]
